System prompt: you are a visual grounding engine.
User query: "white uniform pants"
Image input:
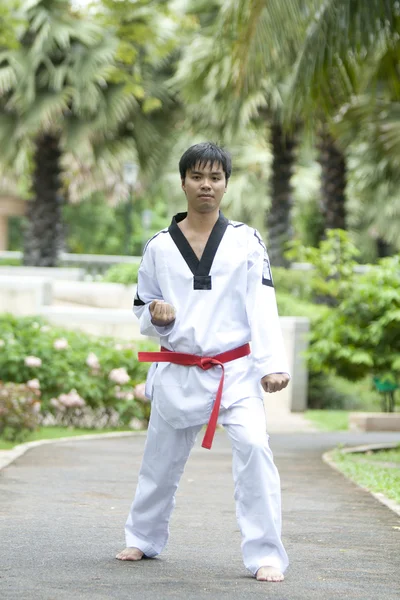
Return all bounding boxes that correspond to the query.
[124,397,289,575]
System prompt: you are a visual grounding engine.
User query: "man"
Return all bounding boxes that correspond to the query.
[116,142,290,582]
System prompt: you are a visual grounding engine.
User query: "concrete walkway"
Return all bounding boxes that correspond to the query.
[1,427,400,600]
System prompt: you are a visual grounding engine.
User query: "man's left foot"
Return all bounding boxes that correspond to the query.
[256,566,284,582]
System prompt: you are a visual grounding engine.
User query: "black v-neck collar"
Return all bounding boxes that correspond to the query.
[168,211,229,290]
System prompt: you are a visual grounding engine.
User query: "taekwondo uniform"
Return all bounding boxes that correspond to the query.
[125,211,290,575]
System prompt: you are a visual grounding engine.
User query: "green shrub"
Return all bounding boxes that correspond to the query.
[308,373,382,410]
[102,263,139,285]
[285,229,361,305]
[0,381,42,442]
[273,267,314,302]
[307,255,400,384]
[0,314,156,428]
[276,291,330,321]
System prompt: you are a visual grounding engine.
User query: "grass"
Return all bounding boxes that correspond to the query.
[305,410,349,431]
[0,426,132,450]
[331,446,400,505]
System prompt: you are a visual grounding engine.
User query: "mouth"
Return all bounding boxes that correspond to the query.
[198,194,213,199]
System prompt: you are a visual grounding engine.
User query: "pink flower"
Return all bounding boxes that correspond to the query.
[32,401,41,413]
[109,367,130,385]
[50,398,61,409]
[134,383,148,402]
[53,338,69,350]
[86,352,100,370]
[24,356,42,367]
[27,378,40,390]
[58,389,85,408]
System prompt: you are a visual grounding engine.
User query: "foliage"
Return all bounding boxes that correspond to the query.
[290,0,400,115]
[0,314,156,428]
[63,193,168,256]
[285,229,361,305]
[331,447,400,505]
[102,263,139,285]
[307,255,400,382]
[273,267,313,302]
[307,372,383,410]
[0,381,41,442]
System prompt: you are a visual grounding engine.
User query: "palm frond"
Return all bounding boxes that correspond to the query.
[290,0,399,112]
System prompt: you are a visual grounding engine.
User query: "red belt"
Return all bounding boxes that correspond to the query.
[138,343,251,449]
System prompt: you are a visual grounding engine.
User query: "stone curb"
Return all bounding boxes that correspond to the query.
[0,430,147,472]
[322,442,400,518]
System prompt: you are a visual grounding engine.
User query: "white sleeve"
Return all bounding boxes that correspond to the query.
[133,242,175,339]
[246,229,290,381]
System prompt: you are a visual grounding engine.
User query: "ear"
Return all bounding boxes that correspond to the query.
[181,179,186,193]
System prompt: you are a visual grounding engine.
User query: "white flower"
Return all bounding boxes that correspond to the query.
[134,383,148,402]
[24,356,42,368]
[0,339,5,347]
[108,367,130,385]
[129,418,145,430]
[27,378,41,390]
[32,401,41,413]
[86,352,100,370]
[32,322,40,329]
[114,344,123,351]
[41,326,50,333]
[53,338,69,350]
[50,398,61,409]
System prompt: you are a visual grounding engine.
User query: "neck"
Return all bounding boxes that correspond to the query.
[185,208,220,233]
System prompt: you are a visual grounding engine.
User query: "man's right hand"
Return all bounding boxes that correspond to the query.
[150,300,176,326]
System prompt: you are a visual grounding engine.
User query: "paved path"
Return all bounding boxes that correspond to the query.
[1,430,400,600]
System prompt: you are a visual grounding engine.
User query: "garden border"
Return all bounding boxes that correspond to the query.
[323,442,400,517]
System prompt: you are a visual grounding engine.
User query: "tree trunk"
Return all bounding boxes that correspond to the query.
[23,133,64,266]
[376,237,392,258]
[266,123,296,267]
[317,128,347,232]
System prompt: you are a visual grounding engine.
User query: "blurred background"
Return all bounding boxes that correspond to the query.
[0,1,399,445]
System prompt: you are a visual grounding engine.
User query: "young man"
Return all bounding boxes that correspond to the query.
[116,142,290,582]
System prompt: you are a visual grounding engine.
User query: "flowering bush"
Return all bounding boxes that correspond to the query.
[0,381,42,442]
[0,314,156,430]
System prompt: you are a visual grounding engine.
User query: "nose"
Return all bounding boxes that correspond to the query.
[201,179,211,189]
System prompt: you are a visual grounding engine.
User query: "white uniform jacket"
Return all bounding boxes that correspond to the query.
[133,211,290,428]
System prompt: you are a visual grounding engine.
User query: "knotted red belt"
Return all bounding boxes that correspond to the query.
[138,343,251,449]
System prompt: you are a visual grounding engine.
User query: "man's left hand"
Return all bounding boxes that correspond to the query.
[261,373,290,393]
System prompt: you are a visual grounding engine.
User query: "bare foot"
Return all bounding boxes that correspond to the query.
[256,566,284,582]
[116,547,144,561]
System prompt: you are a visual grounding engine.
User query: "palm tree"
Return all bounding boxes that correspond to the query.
[0,0,130,265]
[0,0,181,265]
[214,0,400,245]
[288,0,400,235]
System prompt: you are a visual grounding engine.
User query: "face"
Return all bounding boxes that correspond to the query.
[181,161,227,214]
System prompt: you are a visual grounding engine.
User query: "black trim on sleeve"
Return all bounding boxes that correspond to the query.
[168,211,228,290]
[262,277,274,288]
[133,293,145,306]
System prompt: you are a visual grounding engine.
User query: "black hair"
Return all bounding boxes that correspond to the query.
[179,142,232,182]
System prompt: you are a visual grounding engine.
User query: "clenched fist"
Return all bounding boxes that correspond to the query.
[261,373,290,393]
[150,300,176,327]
